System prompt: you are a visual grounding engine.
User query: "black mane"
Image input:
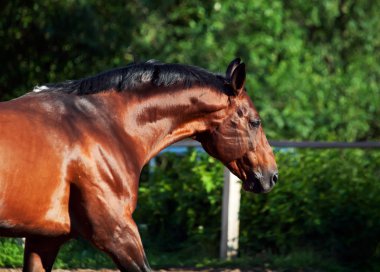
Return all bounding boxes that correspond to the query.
[35,61,229,95]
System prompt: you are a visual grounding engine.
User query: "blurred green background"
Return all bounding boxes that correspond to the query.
[0,0,379,271]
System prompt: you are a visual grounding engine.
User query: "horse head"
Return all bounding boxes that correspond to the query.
[197,58,278,193]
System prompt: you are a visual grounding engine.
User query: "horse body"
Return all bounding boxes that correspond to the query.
[0,59,277,272]
[0,94,72,236]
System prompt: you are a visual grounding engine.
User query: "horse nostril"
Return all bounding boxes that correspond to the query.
[272,173,279,184]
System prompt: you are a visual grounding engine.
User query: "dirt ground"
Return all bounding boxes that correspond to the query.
[0,269,276,272]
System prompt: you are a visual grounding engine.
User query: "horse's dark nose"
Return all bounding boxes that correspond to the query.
[271,172,279,185]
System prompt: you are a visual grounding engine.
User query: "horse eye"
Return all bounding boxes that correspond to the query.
[249,119,261,128]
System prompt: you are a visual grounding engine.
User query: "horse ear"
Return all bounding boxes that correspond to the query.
[231,63,246,96]
[226,58,241,79]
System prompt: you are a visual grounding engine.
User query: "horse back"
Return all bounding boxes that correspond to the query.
[0,91,140,237]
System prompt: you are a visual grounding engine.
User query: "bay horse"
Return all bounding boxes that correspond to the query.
[0,58,278,272]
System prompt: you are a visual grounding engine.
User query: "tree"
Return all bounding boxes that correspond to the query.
[1,0,379,139]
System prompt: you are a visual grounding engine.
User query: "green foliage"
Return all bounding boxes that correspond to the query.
[240,149,380,267]
[135,149,224,260]
[55,238,114,269]
[1,0,379,140]
[0,0,137,99]
[0,238,23,267]
[136,149,380,269]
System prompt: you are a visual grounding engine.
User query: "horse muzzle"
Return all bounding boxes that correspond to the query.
[243,170,278,193]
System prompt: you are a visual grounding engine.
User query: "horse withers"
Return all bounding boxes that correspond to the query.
[0,58,278,271]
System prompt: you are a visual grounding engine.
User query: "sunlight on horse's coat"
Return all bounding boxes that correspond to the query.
[33,85,49,92]
[0,59,277,272]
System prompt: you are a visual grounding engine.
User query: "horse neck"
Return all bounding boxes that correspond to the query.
[121,86,229,165]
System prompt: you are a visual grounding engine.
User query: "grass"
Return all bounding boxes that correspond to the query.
[146,248,380,272]
[1,238,379,272]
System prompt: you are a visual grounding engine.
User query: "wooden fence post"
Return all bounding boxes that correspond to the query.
[220,167,241,260]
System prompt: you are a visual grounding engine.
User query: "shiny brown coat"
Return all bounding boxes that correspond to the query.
[0,59,277,272]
